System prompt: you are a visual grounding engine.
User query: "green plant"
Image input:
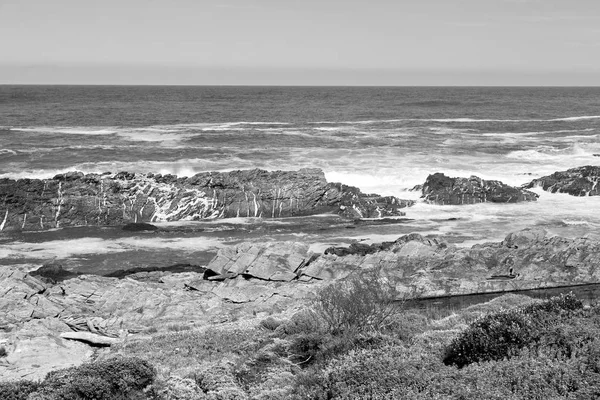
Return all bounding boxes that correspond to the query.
[0,346,7,357]
[0,380,41,400]
[313,268,402,334]
[259,317,282,331]
[443,293,587,368]
[274,310,323,336]
[34,356,156,400]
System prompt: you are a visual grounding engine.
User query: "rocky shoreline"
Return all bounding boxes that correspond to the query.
[3,226,600,381]
[2,165,600,381]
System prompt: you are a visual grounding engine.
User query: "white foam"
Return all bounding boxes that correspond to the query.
[0,236,223,259]
[310,115,600,125]
[0,149,17,156]
[11,127,117,135]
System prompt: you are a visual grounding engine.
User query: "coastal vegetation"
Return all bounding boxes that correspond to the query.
[3,276,599,399]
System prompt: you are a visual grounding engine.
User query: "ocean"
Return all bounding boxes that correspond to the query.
[1,85,599,273]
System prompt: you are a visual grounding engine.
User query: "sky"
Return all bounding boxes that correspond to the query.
[1,0,599,85]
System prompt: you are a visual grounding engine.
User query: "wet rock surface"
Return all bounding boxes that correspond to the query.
[0,168,414,231]
[524,165,600,196]
[422,173,538,205]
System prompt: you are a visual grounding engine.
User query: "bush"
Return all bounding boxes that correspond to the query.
[274,310,323,336]
[34,356,156,400]
[523,292,583,314]
[259,317,282,331]
[0,380,41,400]
[443,293,586,368]
[313,268,402,334]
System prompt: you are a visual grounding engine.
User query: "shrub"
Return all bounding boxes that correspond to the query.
[0,346,7,357]
[443,293,586,368]
[523,292,583,314]
[34,356,156,400]
[259,317,282,331]
[313,268,402,334]
[0,380,41,400]
[274,310,323,336]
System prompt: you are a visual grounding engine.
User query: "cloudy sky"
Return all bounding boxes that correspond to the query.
[1,0,599,85]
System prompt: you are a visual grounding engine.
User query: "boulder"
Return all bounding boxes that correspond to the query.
[30,263,80,284]
[421,173,538,205]
[206,242,310,281]
[0,168,414,231]
[524,165,600,196]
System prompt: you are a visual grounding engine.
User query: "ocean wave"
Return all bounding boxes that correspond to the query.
[311,115,600,125]
[0,149,17,156]
[0,237,222,259]
[480,128,596,138]
[11,127,118,135]
[505,143,600,161]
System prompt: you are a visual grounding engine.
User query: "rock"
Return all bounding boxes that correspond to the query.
[501,228,547,249]
[104,263,206,279]
[0,168,414,231]
[206,242,310,281]
[60,331,121,346]
[524,166,600,196]
[30,263,80,284]
[122,222,159,231]
[421,173,538,205]
[324,241,396,256]
[308,228,600,296]
[1,328,93,382]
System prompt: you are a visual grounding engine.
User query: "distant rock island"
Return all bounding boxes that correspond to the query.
[0,168,414,231]
[524,165,600,196]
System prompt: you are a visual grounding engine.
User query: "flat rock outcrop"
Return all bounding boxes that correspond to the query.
[421,173,538,205]
[307,228,600,296]
[525,165,600,196]
[205,242,310,281]
[0,168,414,231]
[0,267,315,381]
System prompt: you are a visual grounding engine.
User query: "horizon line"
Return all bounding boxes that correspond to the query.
[2,83,600,88]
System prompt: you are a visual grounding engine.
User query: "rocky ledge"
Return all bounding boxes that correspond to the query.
[2,227,600,380]
[524,165,600,196]
[0,168,414,231]
[421,173,538,205]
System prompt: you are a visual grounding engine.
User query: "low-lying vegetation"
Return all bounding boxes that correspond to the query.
[4,271,599,399]
[0,357,155,400]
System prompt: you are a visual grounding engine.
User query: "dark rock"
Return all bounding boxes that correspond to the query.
[122,222,159,232]
[524,166,600,196]
[30,264,80,284]
[104,263,206,279]
[324,241,396,256]
[114,171,136,180]
[422,173,538,205]
[53,171,84,182]
[0,168,414,231]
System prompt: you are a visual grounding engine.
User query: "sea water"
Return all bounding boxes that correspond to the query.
[1,86,599,273]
